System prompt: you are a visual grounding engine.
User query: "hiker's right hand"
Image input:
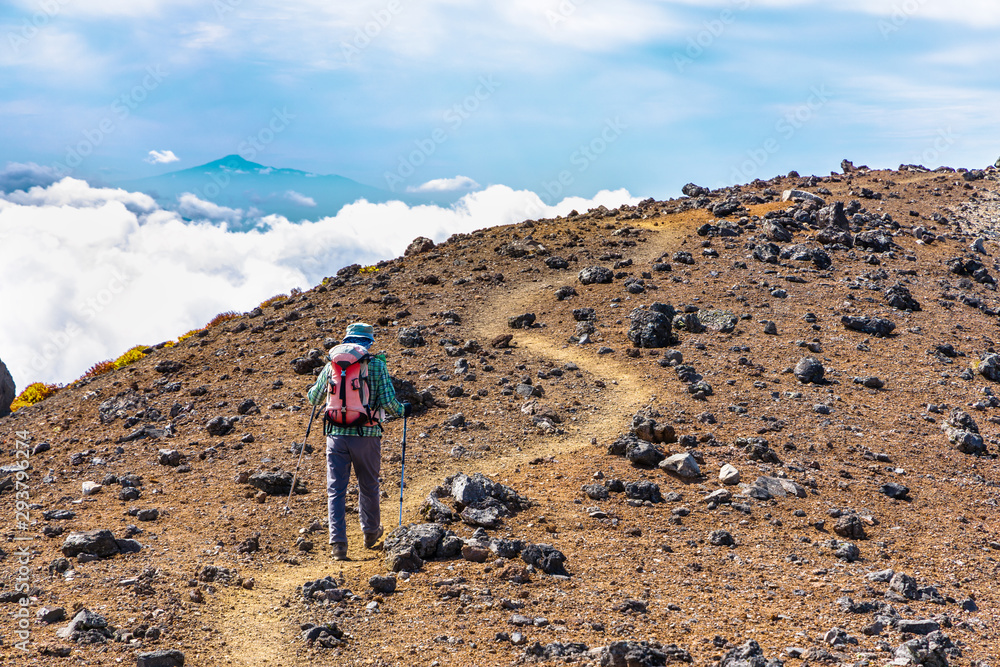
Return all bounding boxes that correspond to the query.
[402,402,413,418]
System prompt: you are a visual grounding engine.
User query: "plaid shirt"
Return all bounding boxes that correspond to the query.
[308,353,404,437]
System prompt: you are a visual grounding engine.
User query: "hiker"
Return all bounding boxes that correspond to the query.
[308,322,411,561]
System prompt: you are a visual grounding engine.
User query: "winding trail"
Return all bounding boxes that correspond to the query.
[203,217,689,666]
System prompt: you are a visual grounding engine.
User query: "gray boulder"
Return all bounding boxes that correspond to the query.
[627,441,666,467]
[719,640,783,667]
[943,409,987,455]
[0,357,14,418]
[56,609,110,640]
[248,471,307,495]
[136,650,186,667]
[404,236,435,256]
[699,309,738,333]
[521,543,568,576]
[660,453,701,478]
[978,353,1000,382]
[897,620,941,636]
[893,631,953,667]
[578,266,613,285]
[885,283,921,311]
[855,230,894,253]
[816,201,849,229]
[61,530,120,559]
[841,315,895,337]
[794,357,825,384]
[627,303,676,348]
[763,219,792,242]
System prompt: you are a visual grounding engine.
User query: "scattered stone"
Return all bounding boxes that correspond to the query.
[158,449,182,466]
[841,315,896,337]
[521,543,569,576]
[794,357,825,384]
[405,236,435,255]
[508,313,536,329]
[709,530,735,547]
[699,309,738,333]
[833,514,866,540]
[660,453,701,478]
[893,631,953,667]
[627,303,676,348]
[369,574,397,594]
[301,622,345,649]
[62,530,120,559]
[248,471,307,496]
[578,266,613,285]
[290,349,325,375]
[136,649,186,667]
[897,620,941,636]
[624,481,663,503]
[880,482,910,500]
[719,464,740,485]
[885,283,921,311]
[205,416,236,437]
[398,327,426,348]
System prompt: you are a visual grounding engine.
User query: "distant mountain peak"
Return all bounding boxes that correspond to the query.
[200,154,269,173]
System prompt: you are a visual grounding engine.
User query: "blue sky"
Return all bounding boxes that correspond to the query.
[2,0,1000,390]
[2,0,998,198]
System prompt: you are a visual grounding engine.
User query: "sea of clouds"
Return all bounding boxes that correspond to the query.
[0,173,637,390]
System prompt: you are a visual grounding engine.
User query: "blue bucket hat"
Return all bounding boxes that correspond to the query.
[344,322,375,342]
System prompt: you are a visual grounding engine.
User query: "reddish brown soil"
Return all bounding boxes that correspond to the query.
[2,166,1000,667]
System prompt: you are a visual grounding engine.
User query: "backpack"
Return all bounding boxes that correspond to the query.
[323,343,384,429]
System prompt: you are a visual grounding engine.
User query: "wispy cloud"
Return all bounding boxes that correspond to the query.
[145,149,180,164]
[176,192,241,222]
[284,190,317,206]
[407,175,480,193]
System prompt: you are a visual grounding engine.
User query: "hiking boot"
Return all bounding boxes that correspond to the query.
[331,543,348,561]
[364,526,384,549]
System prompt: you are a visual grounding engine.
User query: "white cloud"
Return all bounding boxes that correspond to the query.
[0,162,62,193]
[3,177,158,214]
[145,149,180,164]
[407,175,480,193]
[0,178,638,389]
[176,193,242,223]
[181,22,231,50]
[284,190,317,206]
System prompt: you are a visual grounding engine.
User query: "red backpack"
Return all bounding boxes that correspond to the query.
[324,343,383,429]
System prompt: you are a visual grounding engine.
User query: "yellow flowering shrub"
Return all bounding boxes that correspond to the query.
[113,345,147,370]
[10,383,61,412]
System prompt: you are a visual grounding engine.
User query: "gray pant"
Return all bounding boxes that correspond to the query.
[326,435,381,545]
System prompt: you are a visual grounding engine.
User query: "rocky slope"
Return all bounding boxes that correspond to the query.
[2,162,1000,667]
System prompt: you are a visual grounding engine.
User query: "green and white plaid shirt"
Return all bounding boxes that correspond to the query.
[307,353,404,437]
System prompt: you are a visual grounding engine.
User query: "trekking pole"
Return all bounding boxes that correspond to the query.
[284,403,318,515]
[398,414,408,527]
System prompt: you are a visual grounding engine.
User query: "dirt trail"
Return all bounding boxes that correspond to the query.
[205,224,687,666]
